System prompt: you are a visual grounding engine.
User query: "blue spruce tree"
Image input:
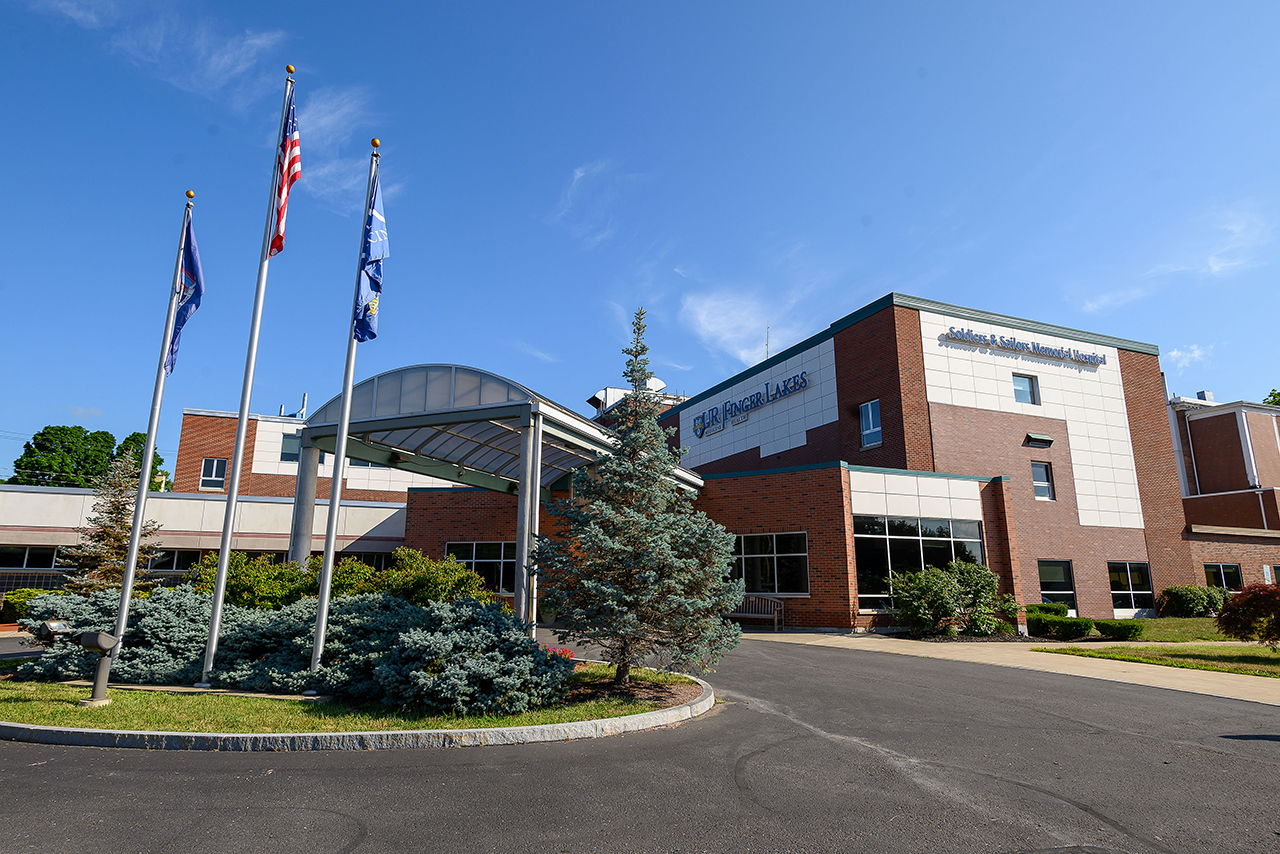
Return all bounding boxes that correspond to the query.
[536,308,744,685]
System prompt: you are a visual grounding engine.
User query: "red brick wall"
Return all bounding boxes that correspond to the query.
[1174,410,1199,495]
[1118,352,1198,589]
[693,466,854,630]
[1184,492,1274,529]
[1188,533,1280,588]
[1189,412,1249,494]
[1247,412,1280,488]
[405,489,520,557]
[929,401,1149,619]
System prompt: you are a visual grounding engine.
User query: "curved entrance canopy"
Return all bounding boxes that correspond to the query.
[299,364,702,497]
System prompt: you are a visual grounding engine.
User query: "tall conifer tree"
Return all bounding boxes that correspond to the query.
[60,447,161,595]
[536,309,744,685]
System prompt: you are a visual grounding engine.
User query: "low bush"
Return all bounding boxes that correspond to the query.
[1025,603,1069,617]
[892,560,1004,635]
[992,619,1017,636]
[1094,619,1144,640]
[1157,585,1227,618]
[188,552,310,610]
[17,587,573,714]
[1,587,66,621]
[1027,613,1095,640]
[1215,584,1280,650]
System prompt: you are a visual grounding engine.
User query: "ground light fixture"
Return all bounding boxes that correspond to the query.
[79,631,120,707]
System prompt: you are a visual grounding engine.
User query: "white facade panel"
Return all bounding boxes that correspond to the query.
[918,310,1144,530]
[679,338,839,469]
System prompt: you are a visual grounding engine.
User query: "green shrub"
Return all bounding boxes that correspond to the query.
[1216,584,1280,649]
[188,552,309,610]
[993,619,1017,636]
[16,587,572,714]
[1,587,67,620]
[892,560,1003,635]
[1157,585,1226,618]
[376,547,493,606]
[1025,602,1069,617]
[1095,619,1144,640]
[1027,613,1095,640]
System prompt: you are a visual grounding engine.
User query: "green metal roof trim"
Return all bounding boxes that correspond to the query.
[697,460,1009,483]
[664,293,1158,417]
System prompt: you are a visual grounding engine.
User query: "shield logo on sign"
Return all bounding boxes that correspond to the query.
[692,413,706,439]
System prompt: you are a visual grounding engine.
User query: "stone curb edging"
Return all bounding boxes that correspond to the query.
[0,677,714,751]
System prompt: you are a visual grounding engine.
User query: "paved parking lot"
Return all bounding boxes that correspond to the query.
[2,635,1279,853]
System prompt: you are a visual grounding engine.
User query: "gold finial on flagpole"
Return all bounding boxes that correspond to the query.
[286,64,295,74]
[186,190,195,199]
[371,138,380,148]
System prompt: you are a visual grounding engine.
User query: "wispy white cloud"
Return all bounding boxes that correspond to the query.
[655,358,693,372]
[1205,210,1271,275]
[679,290,810,366]
[64,405,104,419]
[513,341,560,363]
[550,159,621,250]
[1081,286,1152,314]
[29,0,122,28]
[1166,343,1214,371]
[291,86,385,212]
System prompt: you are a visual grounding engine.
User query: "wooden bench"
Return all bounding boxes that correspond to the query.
[725,594,784,631]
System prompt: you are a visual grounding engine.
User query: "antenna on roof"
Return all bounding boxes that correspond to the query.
[766,322,770,359]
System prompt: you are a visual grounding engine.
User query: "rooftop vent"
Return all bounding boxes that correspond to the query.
[1196,390,1215,402]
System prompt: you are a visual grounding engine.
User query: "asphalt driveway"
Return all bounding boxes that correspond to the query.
[2,637,1277,853]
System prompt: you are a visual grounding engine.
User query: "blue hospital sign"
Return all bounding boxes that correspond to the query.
[692,371,809,439]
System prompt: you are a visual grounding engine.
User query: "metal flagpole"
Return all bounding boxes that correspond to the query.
[83,191,195,706]
[200,68,296,685]
[311,142,380,671]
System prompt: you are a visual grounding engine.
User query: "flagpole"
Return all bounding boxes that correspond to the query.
[200,67,296,685]
[83,191,195,707]
[311,141,380,672]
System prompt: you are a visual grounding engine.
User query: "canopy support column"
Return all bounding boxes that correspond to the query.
[513,411,543,638]
[288,443,320,566]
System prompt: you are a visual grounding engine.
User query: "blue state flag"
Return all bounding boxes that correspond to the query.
[353,175,388,342]
[164,213,205,376]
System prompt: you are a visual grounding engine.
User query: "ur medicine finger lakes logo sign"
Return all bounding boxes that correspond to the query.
[692,370,810,439]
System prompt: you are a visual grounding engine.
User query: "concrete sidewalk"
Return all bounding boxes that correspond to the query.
[741,631,1280,706]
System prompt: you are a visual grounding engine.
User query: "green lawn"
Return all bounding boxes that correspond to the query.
[0,663,694,733]
[1040,644,1280,678]
[1128,617,1228,643]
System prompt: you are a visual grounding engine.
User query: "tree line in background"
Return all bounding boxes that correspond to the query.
[4,425,169,491]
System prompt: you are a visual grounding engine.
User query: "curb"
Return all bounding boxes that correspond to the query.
[0,677,714,751]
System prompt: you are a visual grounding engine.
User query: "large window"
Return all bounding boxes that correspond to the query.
[200,457,227,490]
[1013,374,1040,405]
[447,542,516,594]
[280,435,301,462]
[1205,563,1243,591]
[1031,462,1055,500]
[853,516,984,611]
[1109,561,1154,610]
[146,550,202,574]
[730,533,809,595]
[1038,560,1076,609]
[859,400,882,448]
[0,546,58,569]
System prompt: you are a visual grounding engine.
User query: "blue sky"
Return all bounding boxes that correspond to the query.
[2,1,1278,477]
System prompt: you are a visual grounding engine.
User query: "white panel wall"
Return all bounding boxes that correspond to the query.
[918,311,1143,529]
[679,338,839,469]
[848,469,984,520]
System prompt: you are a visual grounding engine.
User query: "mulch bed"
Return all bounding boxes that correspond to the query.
[566,666,704,709]
[887,632,1039,643]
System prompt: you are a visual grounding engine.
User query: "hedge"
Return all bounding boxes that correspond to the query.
[1,587,67,621]
[1157,585,1227,618]
[1025,602,1069,617]
[1094,619,1144,640]
[16,586,573,715]
[1026,613,1094,640]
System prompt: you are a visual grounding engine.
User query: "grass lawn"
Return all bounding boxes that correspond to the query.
[0,663,696,733]
[1129,617,1229,643]
[1040,644,1280,678]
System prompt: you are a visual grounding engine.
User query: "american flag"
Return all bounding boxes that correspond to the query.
[268,88,301,257]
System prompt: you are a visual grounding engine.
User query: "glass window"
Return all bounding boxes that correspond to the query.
[1205,564,1243,591]
[1013,374,1040,405]
[200,457,228,490]
[0,547,27,568]
[1038,560,1076,609]
[854,515,986,610]
[280,434,301,463]
[25,547,57,568]
[1109,561,1154,610]
[1031,462,1054,500]
[446,541,516,593]
[860,400,882,448]
[729,532,809,595]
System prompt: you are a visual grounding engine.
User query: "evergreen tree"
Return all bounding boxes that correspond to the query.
[535,308,744,685]
[60,447,161,595]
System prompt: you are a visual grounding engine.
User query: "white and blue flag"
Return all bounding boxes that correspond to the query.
[353,175,388,342]
[164,214,204,375]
